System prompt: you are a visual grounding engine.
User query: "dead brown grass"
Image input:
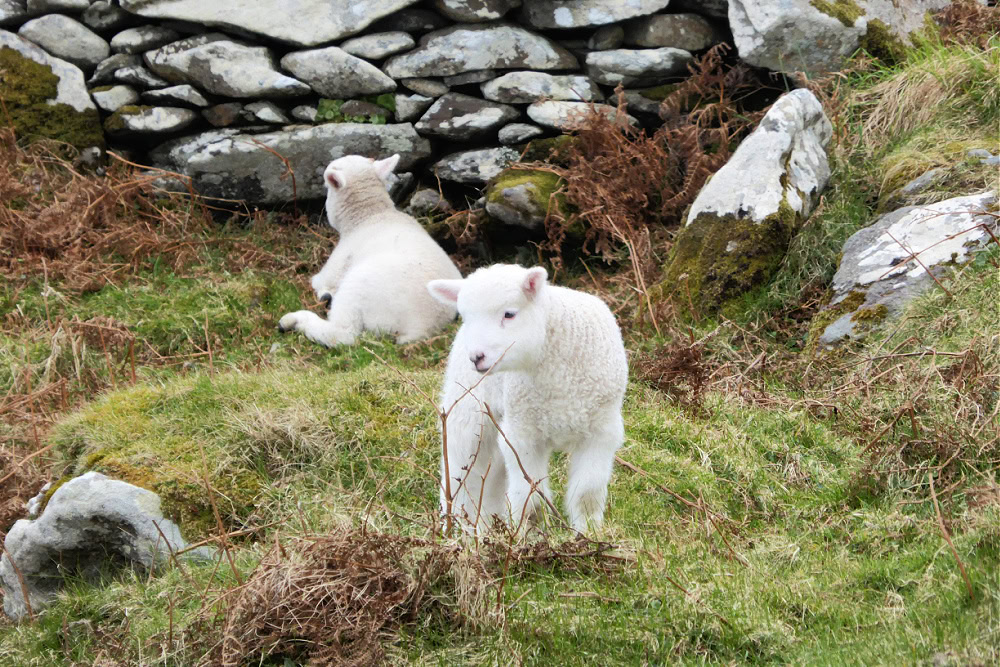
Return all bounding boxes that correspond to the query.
[542,45,771,269]
[634,340,709,409]
[215,530,499,666]
[936,0,1000,49]
[0,127,335,292]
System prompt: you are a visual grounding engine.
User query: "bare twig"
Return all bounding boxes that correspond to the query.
[929,473,974,600]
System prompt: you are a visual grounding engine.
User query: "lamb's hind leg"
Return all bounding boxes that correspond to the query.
[279,283,369,348]
[565,416,624,533]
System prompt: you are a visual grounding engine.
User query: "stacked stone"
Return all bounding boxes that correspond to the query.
[0,0,946,216]
[0,0,727,208]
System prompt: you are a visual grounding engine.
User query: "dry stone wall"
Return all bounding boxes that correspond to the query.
[0,0,945,207]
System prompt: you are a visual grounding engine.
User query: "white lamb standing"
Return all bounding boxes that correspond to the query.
[428,264,628,534]
[278,154,461,346]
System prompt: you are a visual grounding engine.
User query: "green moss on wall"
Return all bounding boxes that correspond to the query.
[660,201,799,312]
[860,19,908,64]
[103,105,152,133]
[485,168,584,240]
[486,168,565,211]
[810,0,864,27]
[0,46,104,150]
[518,135,576,165]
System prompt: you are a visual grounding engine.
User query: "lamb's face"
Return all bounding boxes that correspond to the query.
[428,265,548,374]
[322,154,400,230]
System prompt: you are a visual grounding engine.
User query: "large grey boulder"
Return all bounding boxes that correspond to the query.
[415,93,519,141]
[432,147,520,184]
[585,47,693,86]
[280,47,397,99]
[434,0,521,22]
[145,34,311,99]
[383,24,578,78]
[18,14,110,71]
[623,13,722,51]
[481,71,601,103]
[521,0,671,29]
[0,472,209,620]
[119,0,422,47]
[662,89,833,308]
[340,31,414,60]
[728,0,951,74]
[815,192,998,346]
[150,123,432,203]
[0,29,103,148]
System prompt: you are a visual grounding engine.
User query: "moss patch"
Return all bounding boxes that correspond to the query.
[518,134,576,164]
[48,364,442,540]
[0,46,103,150]
[103,104,152,133]
[660,201,799,313]
[861,19,908,64]
[810,0,864,27]
[805,289,867,350]
[486,168,566,214]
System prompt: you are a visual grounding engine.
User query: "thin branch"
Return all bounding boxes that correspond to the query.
[929,472,974,601]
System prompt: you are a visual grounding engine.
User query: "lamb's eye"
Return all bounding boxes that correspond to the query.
[503,311,516,320]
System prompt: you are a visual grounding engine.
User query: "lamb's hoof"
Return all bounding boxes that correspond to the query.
[319,292,333,309]
[277,313,297,334]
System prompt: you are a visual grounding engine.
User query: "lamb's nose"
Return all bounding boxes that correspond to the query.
[470,352,485,366]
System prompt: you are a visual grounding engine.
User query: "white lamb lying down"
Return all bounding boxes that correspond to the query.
[428,264,628,534]
[278,154,461,346]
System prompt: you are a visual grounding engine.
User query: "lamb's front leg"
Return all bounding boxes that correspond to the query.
[310,250,351,307]
[498,422,553,532]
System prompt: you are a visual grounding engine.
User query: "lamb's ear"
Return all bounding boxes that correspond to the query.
[373,154,400,181]
[427,278,463,305]
[325,167,345,190]
[521,266,548,299]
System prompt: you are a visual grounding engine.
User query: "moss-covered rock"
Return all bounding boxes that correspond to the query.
[484,168,570,232]
[860,18,908,64]
[102,104,151,133]
[657,89,833,312]
[805,289,866,351]
[0,44,103,150]
[810,0,864,27]
[661,201,799,311]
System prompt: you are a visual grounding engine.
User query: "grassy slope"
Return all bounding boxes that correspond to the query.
[2,36,999,667]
